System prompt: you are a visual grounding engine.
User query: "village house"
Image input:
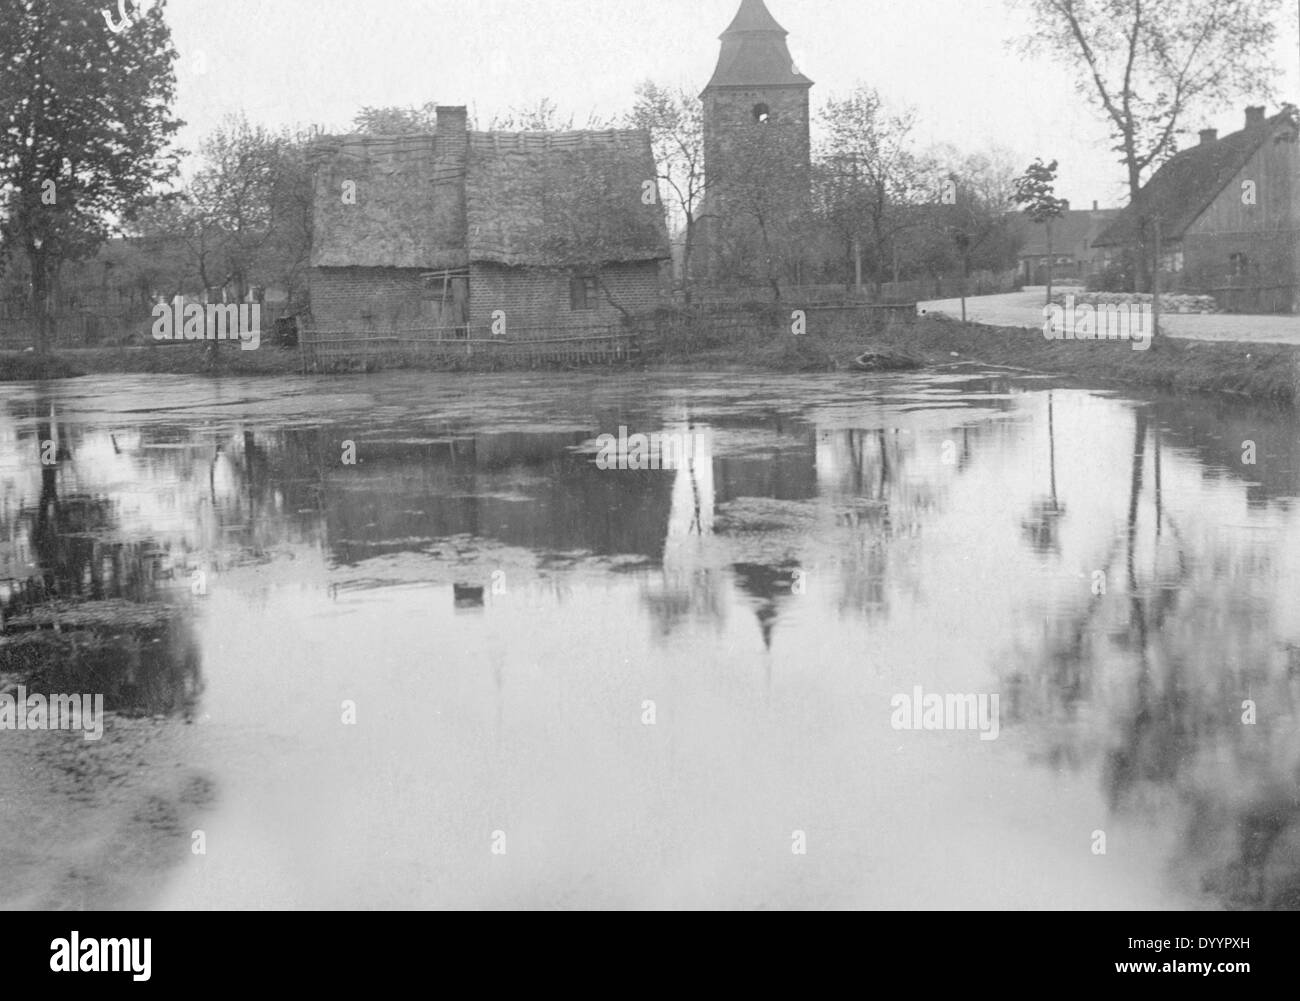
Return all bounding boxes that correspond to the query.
[1092,105,1300,313]
[306,106,670,346]
[1013,203,1119,285]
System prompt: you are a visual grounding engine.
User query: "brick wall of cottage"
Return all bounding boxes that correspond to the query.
[308,261,667,342]
[467,262,664,332]
[308,267,432,337]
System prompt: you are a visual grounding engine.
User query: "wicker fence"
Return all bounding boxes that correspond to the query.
[299,323,638,371]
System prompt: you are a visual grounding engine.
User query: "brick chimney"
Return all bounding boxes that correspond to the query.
[1199,128,1218,145]
[434,105,468,161]
[1245,106,1266,127]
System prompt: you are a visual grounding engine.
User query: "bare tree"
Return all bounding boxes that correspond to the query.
[628,82,712,304]
[1013,0,1282,290]
[352,103,440,135]
[815,86,925,297]
[135,115,311,352]
[487,98,610,132]
[918,145,1024,315]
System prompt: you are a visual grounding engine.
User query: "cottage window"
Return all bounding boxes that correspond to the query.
[1229,253,1249,277]
[753,103,771,124]
[571,274,599,311]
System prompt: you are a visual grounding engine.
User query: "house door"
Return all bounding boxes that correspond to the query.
[422,272,470,335]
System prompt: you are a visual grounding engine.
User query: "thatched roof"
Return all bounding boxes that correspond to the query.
[310,133,467,269]
[465,130,670,267]
[310,128,669,270]
[1093,109,1298,248]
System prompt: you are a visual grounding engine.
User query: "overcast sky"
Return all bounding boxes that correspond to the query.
[165,0,1299,207]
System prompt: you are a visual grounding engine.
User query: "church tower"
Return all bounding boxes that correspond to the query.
[700,0,813,279]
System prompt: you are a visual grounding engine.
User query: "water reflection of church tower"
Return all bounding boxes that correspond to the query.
[663,423,715,559]
[644,424,719,637]
[731,562,795,651]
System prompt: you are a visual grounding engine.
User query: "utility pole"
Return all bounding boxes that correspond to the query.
[1151,217,1162,341]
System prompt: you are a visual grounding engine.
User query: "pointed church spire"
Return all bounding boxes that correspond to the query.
[704,0,813,91]
[721,0,788,35]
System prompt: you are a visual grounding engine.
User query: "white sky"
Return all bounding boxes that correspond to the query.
[165,0,1300,207]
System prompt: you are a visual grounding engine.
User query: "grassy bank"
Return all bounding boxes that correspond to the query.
[4,313,1297,406]
[0,345,301,380]
[640,307,1300,406]
[896,315,1299,405]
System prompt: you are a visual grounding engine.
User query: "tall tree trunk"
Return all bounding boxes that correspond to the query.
[1151,218,1162,344]
[1045,218,1054,306]
[960,254,969,323]
[27,245,50,355]
[207,283,220,361]
[1128,158,1148,294]
[682,217,695,307]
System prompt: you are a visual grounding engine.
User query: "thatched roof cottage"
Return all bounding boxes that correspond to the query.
[308,106,670,344]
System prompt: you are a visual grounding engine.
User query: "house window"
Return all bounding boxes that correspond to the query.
[571,273,599,310]
[752,103,771,124]
[1229,252,1249,277]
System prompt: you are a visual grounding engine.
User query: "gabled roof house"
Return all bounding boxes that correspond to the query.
[1093,105,1299,313]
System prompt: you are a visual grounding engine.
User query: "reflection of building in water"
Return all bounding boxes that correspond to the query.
[643,424,726,637]
[318,430,677,562]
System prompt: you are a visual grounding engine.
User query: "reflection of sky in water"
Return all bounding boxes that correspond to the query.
[1,372,1297,909]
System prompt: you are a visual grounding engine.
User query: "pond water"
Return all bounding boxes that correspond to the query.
[1,369,1297,910]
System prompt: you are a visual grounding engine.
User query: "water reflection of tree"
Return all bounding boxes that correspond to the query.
[824,428,934,622]
[1,398,205,719]
[1021,393,1067,556]
[1004,406,1300,909]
